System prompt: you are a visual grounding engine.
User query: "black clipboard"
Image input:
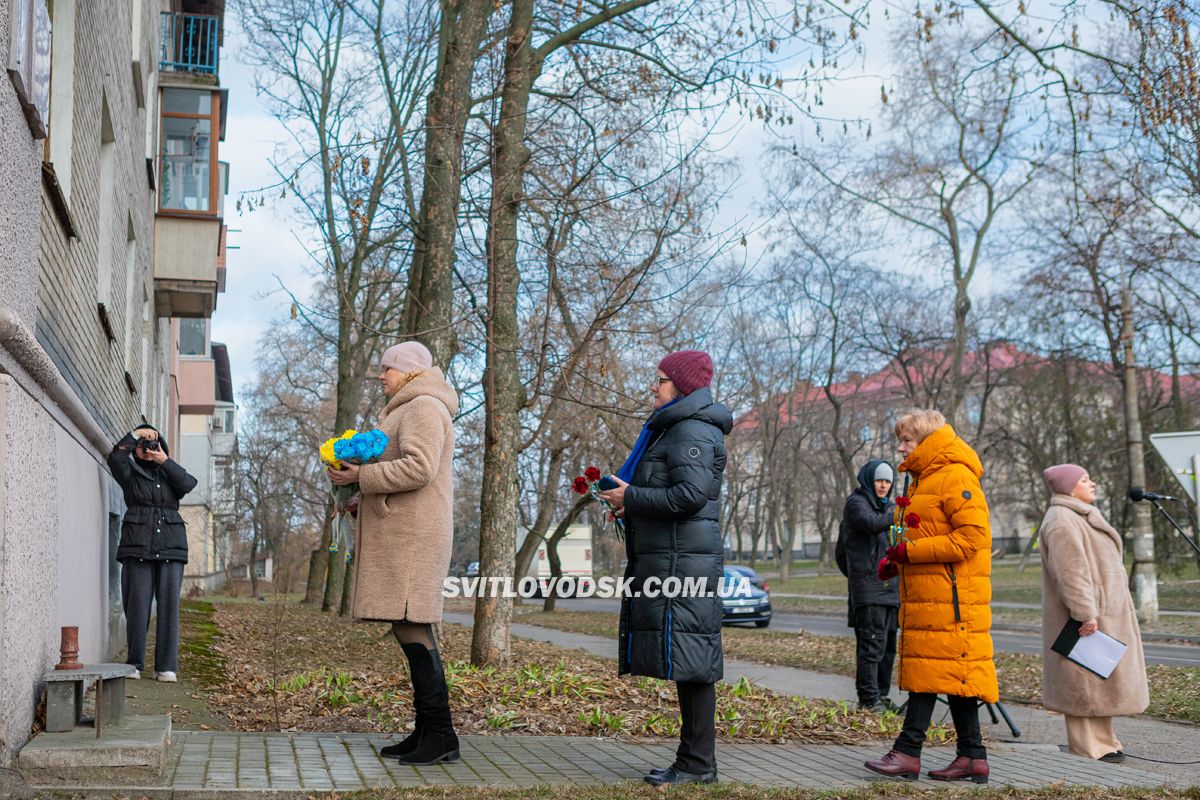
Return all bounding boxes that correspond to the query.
[1050,618,1128,679]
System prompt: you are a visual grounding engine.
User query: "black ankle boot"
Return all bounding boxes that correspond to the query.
[397,642,460,765]
[379,719,423,759]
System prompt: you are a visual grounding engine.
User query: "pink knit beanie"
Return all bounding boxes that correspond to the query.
[381,341,433,374]
[1043,463,1087,495]
[658,350,714,396]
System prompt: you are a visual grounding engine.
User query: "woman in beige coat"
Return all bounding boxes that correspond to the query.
[1039,464,1149,763]
[329,341,460,766]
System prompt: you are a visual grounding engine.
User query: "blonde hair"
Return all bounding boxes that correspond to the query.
[894,408,947,443]
[389,369,425,395]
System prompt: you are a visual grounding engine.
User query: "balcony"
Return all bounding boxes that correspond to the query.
[153,215,221,317]
[160,12,220,77]
[153,86,227,318]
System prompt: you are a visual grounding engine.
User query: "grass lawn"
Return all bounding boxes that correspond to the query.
[324,786,1200,800]
[514,609,1200,724]
[176,598,913,745]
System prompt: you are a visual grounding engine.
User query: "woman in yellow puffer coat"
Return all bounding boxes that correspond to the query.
[864,409,998,785]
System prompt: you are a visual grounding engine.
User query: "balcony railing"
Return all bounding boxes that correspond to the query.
[160,12,220,76]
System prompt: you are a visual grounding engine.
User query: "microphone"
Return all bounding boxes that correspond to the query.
[1128,487,1179,503]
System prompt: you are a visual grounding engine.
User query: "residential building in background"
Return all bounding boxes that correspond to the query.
[0,0,236,762]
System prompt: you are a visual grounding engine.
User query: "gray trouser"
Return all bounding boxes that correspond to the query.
[121,559,184,673]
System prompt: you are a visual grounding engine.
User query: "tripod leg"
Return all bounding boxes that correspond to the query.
[994,701,1020,738]
[984,702,999,724]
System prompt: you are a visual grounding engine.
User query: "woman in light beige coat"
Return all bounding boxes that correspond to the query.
[1039,464,1149,763]
[329,341,460,766]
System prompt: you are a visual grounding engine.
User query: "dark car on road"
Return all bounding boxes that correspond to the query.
[725,564,769,592]
[720,567,772,628]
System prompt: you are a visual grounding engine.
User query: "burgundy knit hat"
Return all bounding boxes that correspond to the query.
[658,350,714,396]
[1043,463,1087,495]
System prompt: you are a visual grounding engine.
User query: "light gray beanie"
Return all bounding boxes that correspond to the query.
[874,462,894,484]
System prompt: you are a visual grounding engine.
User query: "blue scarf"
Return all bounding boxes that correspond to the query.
[616,399,678,483]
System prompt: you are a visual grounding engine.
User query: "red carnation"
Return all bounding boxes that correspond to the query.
[572,476,590,495]
[905,513,922,528]
[584,466,602,483]
[895,496,911,508]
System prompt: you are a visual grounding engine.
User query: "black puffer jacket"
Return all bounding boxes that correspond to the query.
[108,428,198,563]
[837,459,898,622]
[618,387,732,684]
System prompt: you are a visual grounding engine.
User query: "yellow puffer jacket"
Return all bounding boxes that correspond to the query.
[895,424,998,703]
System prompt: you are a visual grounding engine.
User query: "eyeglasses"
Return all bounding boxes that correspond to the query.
[652,376,672,388]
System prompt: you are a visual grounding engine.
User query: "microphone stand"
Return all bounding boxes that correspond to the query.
[1147,499,1200,558]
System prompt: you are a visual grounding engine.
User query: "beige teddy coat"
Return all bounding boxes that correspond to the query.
[350,368,458,623]
[1039,494,1149,717]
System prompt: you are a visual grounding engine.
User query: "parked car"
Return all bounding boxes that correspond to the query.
[465,561,480,578]
[724,564,768,592]
[719,567,772,628]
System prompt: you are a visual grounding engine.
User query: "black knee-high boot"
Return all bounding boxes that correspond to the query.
[396,642,460,764]
[380,645,426,758]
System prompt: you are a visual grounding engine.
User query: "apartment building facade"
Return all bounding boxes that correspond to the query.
[0,0,236,762]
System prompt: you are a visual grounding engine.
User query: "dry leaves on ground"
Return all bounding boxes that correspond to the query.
[201,600,903,744]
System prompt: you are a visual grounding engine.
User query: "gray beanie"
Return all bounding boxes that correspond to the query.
[873,462,894,484]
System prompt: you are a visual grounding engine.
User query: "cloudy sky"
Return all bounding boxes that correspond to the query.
[211,8,893,400]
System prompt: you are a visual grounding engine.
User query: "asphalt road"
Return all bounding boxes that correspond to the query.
[552,597,1200,668]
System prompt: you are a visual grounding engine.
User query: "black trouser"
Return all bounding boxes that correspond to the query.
[674,681,716,774]
[853,604,898,705]
[894,692,986,759]
[121,559,184,673]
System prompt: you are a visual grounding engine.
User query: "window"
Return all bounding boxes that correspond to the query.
[7,0,52,137]
[178,318,207,355]
[123,217,139,373]
[254,560,267,579]
[96,93,117,310]
[212,408,234,433]
[46,0,74,191]
[158,88,219,213]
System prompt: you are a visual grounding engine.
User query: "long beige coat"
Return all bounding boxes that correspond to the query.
[351,368,458,623]
[1039,495,1149,717]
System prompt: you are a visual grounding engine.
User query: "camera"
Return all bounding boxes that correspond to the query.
[138,437,160,452]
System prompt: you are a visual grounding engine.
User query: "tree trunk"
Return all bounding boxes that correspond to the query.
[513,447,568,586]
[541,499,588,613]
[472,0,536,668]
[304,511,334,605]
[339,553,355,616]
[1122,288,1158,623]
[403,1,492,364]
[947,280,972,422]
[249,524,260,599]
[323,543,347,613]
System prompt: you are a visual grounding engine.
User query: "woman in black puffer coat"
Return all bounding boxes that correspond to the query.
[108,425,197,681]
[600,350,732,787]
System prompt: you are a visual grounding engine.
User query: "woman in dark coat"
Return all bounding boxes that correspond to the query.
[600,350,732,787]
[108,425,198,681]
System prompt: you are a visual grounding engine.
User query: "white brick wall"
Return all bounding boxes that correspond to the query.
[36,0,169,441]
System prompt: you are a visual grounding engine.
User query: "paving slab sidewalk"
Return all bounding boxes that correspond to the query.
[445,611,1200,787]
[30,731,1172,796]
[23,613,1197,796]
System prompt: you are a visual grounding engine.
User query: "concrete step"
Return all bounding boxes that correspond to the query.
[18,714,171,786]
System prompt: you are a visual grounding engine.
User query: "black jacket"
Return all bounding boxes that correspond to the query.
[837,459,899,618]
[108,428,198,563]
[618,387,732,684]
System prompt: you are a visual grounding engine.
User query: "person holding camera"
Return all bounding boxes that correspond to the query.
[836,459,899,712]
[108,425,198,681]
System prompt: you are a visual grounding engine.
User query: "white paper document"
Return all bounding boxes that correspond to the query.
[1055,627,1128,679]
